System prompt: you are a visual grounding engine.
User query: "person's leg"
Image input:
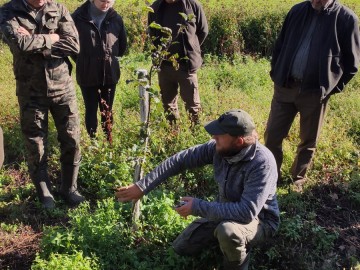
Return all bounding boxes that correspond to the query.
[18,96,54,208]
[291,90,329,183]
[158,65,180,124]
[214,219,274,270]
[80,86,99,138]
[50,90,84,206]
[178,70,201,125]
[99,85,116,141]
[264,84,298,181]
[172,218,219,256]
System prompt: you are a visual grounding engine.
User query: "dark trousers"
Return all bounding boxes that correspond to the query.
[80,85,116,140]
[264,83,329,181]
[18,92,81,178]
[158,64,201,124]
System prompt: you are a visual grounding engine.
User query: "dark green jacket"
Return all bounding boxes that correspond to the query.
[0,0,79,97]
[148,0,208,72]
[72,1,127,87]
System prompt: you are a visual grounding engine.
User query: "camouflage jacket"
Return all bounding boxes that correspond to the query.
[0,0,80,97]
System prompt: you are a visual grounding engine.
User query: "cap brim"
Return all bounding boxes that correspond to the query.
[204,120,226,135]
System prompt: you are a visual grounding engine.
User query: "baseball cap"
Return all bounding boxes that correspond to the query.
[204,109,255,136]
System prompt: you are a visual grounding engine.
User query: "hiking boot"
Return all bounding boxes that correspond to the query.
[41,195,55,209]
[293,178,306,193]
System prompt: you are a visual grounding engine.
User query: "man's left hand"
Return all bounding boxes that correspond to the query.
[17,26,30,36]
[174,196,194,218]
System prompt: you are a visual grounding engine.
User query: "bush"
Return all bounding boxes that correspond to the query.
[240,11,286,56]
[203,8,243,58]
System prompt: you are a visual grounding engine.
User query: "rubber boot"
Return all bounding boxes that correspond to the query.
[31,169,55,209]
[59,163,85,207]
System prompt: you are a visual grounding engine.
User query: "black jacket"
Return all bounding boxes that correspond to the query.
[271,0,360,100]
[72,1,127,87]
[148,0,208,72]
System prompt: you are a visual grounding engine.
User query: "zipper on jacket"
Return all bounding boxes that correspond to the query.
[102,21,110,87]
[91,20,106,86]
[223,164,232,199]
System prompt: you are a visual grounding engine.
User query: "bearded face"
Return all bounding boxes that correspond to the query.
[213,134,242,157]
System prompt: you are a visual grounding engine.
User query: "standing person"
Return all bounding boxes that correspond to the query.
[0,0,85,209]
[148,0,208,126]
[116,109,280,270]
[72,0,127,142]
[265,0,360,187]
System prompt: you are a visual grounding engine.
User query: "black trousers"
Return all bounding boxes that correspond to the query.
[80,85,116,139]
[264,83,328,181]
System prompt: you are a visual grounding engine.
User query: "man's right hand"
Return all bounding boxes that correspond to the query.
[115,184,144,202]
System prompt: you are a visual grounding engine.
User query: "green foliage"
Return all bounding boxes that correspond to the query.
[240,11,285,56]
[37,196,220,269]
[203,8,243,57]
[32,251,100,270]
[78,140,135,200]
[0,222,18,233]
[261,214,337,269]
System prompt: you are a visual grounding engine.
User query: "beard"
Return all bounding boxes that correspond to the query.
[216,147,240,158]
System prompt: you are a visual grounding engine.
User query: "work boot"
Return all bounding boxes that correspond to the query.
[31,169,55,209]
[59,163,85,207]
[189,113,200,129]
[293,178,306,193]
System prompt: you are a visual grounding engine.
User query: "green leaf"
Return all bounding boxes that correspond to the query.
[144,6,154,13]
[187,13,196,21]
[178,12,188,21]
[149,22,162,30]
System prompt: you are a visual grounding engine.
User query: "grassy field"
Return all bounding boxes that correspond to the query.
[0,0,360,269]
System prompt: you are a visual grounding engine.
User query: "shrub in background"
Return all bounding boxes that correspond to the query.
[240,11,286,56]
[202,7,243,58]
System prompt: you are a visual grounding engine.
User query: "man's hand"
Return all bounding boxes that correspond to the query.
[174,196,194,218]
[17,26,30,36]
[115,184,144,202]
[49,33,60,44]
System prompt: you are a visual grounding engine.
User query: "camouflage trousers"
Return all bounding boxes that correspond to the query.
[18,92,81,179]
[173,217,275,269]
